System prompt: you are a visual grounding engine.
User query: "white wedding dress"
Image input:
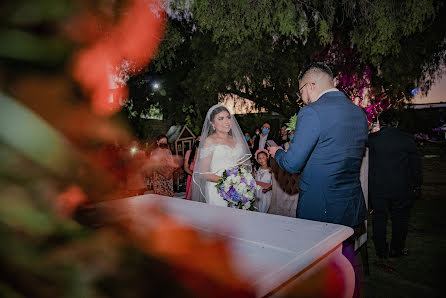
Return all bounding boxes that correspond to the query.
[192,104,252,205]
[202,144,245,207]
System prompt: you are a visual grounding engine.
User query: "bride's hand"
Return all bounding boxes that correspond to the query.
[209,174,221,183]
[200,173,221,183]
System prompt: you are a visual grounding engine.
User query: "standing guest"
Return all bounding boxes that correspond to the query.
[124,140,150,196]
[283,129,294,151]
[150,135,178,197]
[269,62,368,228]
[251,128,260,160]
[368,109,422,260]
[254,149,272,213]
[244,132,253,149]
[276,122,289,148]
[184,136,201,200]
[253,122,274,152]
[252,128,260,144]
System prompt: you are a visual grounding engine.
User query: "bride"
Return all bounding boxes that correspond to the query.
[192,104,252,206]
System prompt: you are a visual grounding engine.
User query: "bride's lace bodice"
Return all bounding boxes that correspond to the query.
[203,144,244,175]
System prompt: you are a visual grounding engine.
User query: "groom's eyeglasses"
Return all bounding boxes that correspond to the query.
[296,82,315,100]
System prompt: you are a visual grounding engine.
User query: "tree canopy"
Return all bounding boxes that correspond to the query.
[126,0,446,132]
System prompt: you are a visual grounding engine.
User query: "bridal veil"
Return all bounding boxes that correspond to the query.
[192,104,252,203]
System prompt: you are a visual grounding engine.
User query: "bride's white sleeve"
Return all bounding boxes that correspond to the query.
[192,145,215,203]
[197,145,214,176]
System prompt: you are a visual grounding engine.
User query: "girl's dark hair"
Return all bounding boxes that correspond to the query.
[156,135,168,146]
[208,106,232,135]
[256,151,270,169]
[188,137,200,166]
[256,151,268,159]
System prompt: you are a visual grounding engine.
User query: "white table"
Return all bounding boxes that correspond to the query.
[102,194,355,297]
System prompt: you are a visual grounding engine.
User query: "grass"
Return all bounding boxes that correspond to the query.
[363,142,446,298]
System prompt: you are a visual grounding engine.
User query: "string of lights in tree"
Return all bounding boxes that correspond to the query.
[320,44,393,124]
[339,84,391,123]
[339,85,363,105]
[336,69,391,123]
[365,98,391,123]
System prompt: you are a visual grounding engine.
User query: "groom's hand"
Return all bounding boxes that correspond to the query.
[268,146,282,158]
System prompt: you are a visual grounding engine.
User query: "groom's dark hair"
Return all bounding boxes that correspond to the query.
[298,62,333,81]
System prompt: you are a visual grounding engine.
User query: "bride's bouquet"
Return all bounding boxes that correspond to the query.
[216,167,260,210]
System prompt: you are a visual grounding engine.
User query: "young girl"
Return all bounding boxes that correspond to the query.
[254,149,272,212]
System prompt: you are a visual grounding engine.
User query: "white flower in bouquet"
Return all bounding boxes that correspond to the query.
[236,183,247,194]
[243,200,252,210]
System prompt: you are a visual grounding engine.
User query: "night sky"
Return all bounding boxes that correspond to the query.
[413,75,446,104]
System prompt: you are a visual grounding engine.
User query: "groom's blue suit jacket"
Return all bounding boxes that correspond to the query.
[275,91,368,227]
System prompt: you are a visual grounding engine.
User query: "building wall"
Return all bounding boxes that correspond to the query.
[400,107,445,133]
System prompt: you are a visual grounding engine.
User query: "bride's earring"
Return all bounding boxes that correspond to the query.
[212,125,215,130]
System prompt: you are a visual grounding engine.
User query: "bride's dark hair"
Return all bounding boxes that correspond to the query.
[208,105,232,136]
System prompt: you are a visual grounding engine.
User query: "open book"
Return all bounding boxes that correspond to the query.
[256,181,272,189]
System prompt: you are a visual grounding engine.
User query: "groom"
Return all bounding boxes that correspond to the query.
[268,62,368,229]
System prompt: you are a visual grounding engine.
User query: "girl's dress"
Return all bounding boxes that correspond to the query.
[254,167,272,212]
